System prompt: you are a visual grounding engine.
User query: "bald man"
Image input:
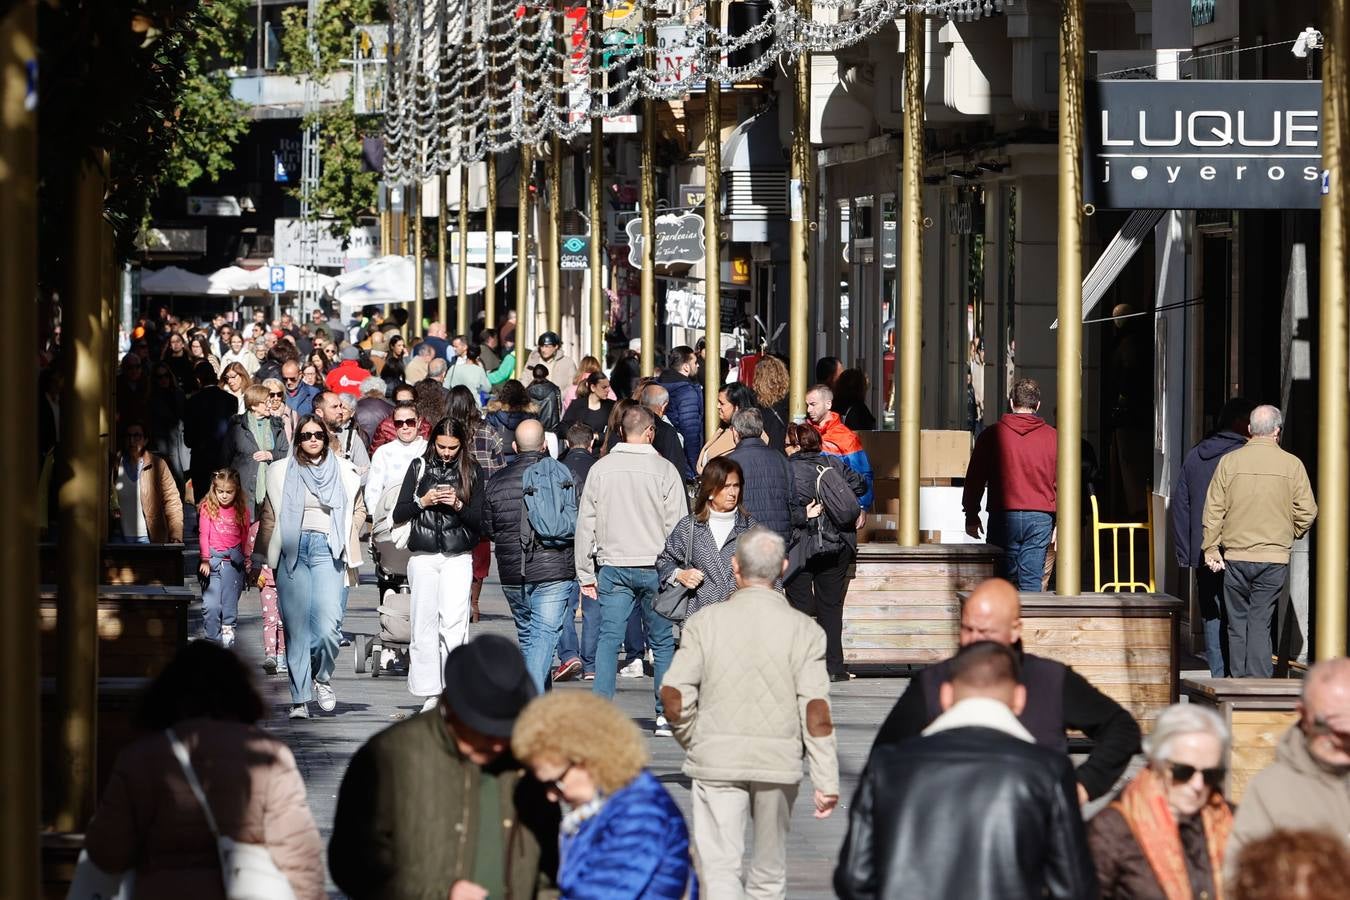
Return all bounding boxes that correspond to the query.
[872,578,1141,803]
[480,417,579,692]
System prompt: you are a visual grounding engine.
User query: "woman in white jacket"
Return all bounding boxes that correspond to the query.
[253,413,367,719]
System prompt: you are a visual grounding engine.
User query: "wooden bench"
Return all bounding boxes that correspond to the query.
[843,544,1002,666]
[40,677,149,828]
[40,542,187,586]
[39,585,194,678]
[1020,593,1183,735]
[1182,677,1302,803]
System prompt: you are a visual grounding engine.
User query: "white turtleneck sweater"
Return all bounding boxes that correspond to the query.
[707,507,738,550]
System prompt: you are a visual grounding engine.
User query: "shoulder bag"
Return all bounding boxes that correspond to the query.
[166,728,297,900]
[654,520,696,623]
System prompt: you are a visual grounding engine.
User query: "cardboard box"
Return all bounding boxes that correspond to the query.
[857,430,972,481]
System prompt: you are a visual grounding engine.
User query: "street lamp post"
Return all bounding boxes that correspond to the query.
[897,10,924,547]
[703,0,722,444]
[787,0,811,421]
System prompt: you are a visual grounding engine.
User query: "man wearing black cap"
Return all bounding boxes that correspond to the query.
[525,331,578,392]
[330,634,559,899]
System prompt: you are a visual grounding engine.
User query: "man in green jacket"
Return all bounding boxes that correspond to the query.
[330,634,560,899]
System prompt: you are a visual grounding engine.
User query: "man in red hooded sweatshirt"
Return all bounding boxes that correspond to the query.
[962,378,1057,591]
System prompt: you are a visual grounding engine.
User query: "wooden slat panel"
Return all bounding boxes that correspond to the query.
[843,605,961,620]
[842,635,964,650]
[843,620,962,636]
[849,576,988,592]
[854,562,998,577]
[845,647,952,663]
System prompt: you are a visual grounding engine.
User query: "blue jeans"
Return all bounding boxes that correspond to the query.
[987,511,1055,592]
[557,582,599,675]
[275,531,346,704]
[1196,566,1229,677]
[502,580,575,693]
[201,548,245,642]
[592,566,674,716]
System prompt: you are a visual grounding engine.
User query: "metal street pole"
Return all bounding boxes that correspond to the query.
[458,163,470,335]
[1318,0,1350,658]
[486,154,498,329]
[787,0,811,421]
[639,13,656,376]
[1055,0,1084,595]
[438,173,449,328]
[703,0,722,444]
[517,144,533,379]
[588,0,605,360]
[548,135,563,336]
[897,9,924,547]
[56,152,107,832]
[0,2,39,891]
[413,180,425,335]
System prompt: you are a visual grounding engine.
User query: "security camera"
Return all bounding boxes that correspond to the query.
[1293,26,1323,59]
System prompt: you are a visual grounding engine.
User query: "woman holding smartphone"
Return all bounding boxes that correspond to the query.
[392,417,484,711]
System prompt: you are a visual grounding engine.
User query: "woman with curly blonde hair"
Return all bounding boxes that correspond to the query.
[751,355,789,449]
[513,692,696,899]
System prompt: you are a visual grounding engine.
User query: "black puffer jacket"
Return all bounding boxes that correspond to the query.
[726,439,793,543]
[480,450,576,586]
[392,455,484,555]
[788,450,864,555]
[526,381,562,431]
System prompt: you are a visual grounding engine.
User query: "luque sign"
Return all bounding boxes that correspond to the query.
[625,211,705,269]
[1084,80,1323,210]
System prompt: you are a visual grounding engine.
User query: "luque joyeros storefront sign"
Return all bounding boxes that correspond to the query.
[1084,80,1323,211]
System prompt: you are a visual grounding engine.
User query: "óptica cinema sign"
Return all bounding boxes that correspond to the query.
[1084,80,1322,210]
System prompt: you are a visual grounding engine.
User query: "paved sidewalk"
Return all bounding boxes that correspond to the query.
[224,557,886,898]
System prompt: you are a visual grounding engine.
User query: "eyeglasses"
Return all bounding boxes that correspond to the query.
[268,391,283,399]
[298,430,326,442]
[1166,761,1226,789]
[284,376,300,384]
[549,762,574,793]
[394,418,417,427]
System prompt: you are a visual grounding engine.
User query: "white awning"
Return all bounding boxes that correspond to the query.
[1051,208,1166,329]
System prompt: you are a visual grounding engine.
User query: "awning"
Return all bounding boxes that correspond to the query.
[332,255,515,308]
[1051,208,1166,329]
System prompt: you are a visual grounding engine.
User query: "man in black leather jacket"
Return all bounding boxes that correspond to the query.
[871,577,1140,803]
[835,641,1097,900]
[480,419,577,692]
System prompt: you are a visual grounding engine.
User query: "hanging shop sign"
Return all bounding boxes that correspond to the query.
[1084,80,1322,210]
[625,211,706,269]
[560,234,590,270]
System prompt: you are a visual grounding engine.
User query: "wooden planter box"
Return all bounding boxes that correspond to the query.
[1182,677,1301,803]
[1019,593,1183,734]
[40,542,187,586]
[40,677,149,827]
[39,585,194,679]
[843,544,1002,665]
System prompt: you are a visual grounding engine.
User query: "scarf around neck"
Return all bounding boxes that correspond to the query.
[1111,765,1232,900]
[279,453,349,573]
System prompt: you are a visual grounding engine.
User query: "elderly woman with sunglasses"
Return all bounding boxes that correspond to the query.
[254,413,366,720]
[226,383,290,516]
[1088,703,1234,899]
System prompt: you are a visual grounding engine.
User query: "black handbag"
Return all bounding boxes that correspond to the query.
[653,520,696,622]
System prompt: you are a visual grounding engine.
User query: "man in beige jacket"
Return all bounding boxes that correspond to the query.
[1201,404,1316,677]
[662,527,839,899]
[1228,657,1350,871]
[575,404,688,735]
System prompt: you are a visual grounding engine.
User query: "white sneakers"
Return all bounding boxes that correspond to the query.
[289,703,310,719]
[654,715,672,737]
[619,658,645,679]
[314,681,337,712]
[221,625,236,649]
[421,696,440,713]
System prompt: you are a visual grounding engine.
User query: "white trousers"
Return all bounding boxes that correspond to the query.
[691,779,798,900]
[406,550,474,697]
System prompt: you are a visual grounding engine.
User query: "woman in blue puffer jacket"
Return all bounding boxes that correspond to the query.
[513,691,698,900]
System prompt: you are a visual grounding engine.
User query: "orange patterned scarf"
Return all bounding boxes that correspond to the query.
[1111,767,1233,900]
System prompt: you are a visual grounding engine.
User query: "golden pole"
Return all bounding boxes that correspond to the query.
[55,152,106,832]
[1055,0,1084,595]
[413,180,425,335]
[787,4,811,421]
[516,144,533,379]
[897,9,924,547]
[548,135,562,336]
[1318,0,1350,658]
[639,12,656,376]
[703,0,722,444]
[588,0,605,361]
[458,163,470,335]
[101,222,116,548]
[438,174,449,328]
[0,2,39,891]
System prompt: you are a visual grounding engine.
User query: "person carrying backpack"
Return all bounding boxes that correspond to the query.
[785,423,867,682]
[480,418,579,691]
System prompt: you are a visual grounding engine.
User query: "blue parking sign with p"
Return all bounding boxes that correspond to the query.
[269,266,286,293]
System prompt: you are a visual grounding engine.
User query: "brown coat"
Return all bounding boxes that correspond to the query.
[83,718,325,900]
[112,451,184,543]
[1089,806,1220,900]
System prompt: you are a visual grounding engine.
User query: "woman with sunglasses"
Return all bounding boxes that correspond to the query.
[262,376,298,443]
[226,384,290,517]
[391,417,484,712]
[1089,703,1233,899]
[254,413,366,719]
[512,691,696,899]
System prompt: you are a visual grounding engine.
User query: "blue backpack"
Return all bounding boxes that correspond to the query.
[521,456,578,549]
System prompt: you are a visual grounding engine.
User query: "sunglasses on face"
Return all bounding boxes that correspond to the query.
[1166,761,1226,789]
[268,391,283,399]
[394,418,417,427]
[284,376,300,384]
[549,762,574,793]
[298,430,326,442]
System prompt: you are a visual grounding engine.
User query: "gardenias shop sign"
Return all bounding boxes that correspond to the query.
[1084,80,1322,210]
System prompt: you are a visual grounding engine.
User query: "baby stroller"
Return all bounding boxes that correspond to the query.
[354,486,413,677]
